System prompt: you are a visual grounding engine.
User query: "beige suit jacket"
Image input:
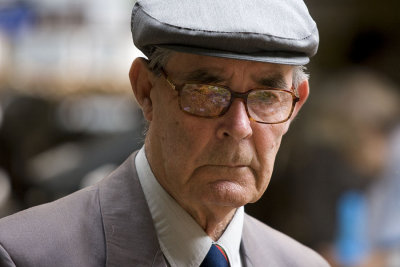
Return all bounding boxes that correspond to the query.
[0,153,329,266]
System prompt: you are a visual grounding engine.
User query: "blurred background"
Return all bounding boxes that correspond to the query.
[0,0,399,266]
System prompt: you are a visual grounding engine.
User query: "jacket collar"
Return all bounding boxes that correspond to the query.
[241,216,256,267]
[98,152,167,266]
[241,214,281,267]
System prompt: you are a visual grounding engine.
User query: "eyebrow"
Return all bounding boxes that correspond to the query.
[256,73,289,89]
[178,68,289,89]
[180,69,226,84]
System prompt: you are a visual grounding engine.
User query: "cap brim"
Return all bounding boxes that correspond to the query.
[156,45,310,66]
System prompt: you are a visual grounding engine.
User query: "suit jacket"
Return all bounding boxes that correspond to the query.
[0,153,329,267]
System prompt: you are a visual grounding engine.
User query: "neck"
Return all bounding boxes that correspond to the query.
[181,203,237,241]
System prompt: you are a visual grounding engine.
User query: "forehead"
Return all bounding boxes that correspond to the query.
[165,52,293,84]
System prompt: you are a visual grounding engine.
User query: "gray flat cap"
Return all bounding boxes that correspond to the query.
[131,0,319,65]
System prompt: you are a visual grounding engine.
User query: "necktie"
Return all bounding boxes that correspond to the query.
[200,244,230,267]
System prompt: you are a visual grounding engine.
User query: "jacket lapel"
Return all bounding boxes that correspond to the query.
[241,216,255,267]
[241,214,271,267]
[98,152,167,267]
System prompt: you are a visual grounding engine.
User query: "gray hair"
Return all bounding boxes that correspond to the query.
[148,47,308,92]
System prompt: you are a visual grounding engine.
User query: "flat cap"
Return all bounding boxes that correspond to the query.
[131,0,319,65]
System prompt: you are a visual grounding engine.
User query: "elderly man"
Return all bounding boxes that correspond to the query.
[0,0,329,266]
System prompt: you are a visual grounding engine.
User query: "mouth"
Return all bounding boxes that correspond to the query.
[191,164,258,191]
[210,164,249,168]
[198,164,254,177]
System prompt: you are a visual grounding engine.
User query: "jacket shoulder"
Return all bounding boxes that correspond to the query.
[0,186,105,267]
[243,214,330,267]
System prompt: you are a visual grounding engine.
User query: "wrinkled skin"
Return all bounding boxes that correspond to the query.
[130,52,309,239]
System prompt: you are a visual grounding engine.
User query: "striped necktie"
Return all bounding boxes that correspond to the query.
[200,244,230,267]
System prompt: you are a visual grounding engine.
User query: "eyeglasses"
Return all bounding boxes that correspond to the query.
[161,69,299,124]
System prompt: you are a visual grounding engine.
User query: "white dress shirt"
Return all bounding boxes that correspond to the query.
[135,147,243,267]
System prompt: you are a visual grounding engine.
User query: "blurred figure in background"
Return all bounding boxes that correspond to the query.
[367,125,400,267]
[308,69,400,267]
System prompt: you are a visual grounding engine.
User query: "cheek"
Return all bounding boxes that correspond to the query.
[255,124,285,160]
[155,112,213,178]
[152,88,186,147]
[252,124,285,188]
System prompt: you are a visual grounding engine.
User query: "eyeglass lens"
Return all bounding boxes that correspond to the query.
[179,84,294,123]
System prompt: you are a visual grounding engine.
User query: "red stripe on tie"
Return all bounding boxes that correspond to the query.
[215,244,229,263]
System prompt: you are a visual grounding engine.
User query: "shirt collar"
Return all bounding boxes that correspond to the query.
[135,146,244,267]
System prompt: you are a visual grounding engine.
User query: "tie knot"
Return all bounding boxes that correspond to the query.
[200,244,230,267]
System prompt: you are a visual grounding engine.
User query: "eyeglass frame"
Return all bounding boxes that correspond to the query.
[160,68,300,124]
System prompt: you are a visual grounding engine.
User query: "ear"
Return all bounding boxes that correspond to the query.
[129,57,154,121]
[281,79,309,134]
[290,79,309,120]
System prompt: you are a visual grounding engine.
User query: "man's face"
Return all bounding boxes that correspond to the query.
[138,52,306,212]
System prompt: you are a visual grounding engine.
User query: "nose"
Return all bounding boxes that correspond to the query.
[216,99,253,141]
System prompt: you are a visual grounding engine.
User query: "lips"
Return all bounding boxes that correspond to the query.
[210,164,249,168]
[199,164,252,174]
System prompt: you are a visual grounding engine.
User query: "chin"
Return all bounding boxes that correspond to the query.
[200,181,256,208]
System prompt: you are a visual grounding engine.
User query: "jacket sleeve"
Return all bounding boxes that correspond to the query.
[0,243,16,267]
